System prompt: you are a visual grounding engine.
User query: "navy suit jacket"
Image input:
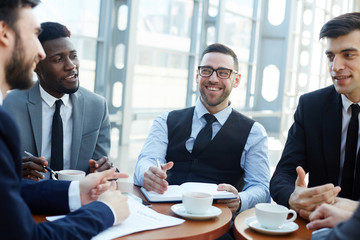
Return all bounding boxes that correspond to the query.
[270,85,344,206]
[0,106,114,239]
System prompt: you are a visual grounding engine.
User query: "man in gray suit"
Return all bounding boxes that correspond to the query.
[4,22,113,181]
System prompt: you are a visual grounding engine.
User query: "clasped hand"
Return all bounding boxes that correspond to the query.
[80,168,130,225]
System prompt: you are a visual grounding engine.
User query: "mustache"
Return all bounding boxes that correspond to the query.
[61,71,78,80]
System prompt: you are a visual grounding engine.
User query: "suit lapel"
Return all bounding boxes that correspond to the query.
[27,82,43,156]
[322,90,342,185]
[70,90,84,169]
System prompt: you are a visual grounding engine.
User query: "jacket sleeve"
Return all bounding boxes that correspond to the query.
[0,107,114,240]
[270,95,308,207]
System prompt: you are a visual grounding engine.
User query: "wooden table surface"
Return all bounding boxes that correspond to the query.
[33,182,232,240]
[234,208,313,240]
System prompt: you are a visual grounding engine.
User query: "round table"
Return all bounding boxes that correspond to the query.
[234,208,313,240]
[33,182,232,240]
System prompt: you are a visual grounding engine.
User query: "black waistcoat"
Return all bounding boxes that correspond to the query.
[165,107,254,191]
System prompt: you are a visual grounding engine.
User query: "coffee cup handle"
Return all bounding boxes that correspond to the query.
[285,209,297,223]
[51,172,59,180]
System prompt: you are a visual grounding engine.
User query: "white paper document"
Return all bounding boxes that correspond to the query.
[47,197,185,239]
[92,197,185,240]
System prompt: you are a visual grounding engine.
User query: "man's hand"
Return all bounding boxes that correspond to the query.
[89,156,114,173]
[79,168,129,205]
[333,197,359,212]
[143,161,174,194]
[216,183,240,213]
[22,156,48,181]
[306,203,353,230]
[98,181,130,225]
[289,167,340,220]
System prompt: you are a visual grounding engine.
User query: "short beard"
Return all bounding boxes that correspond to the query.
[60,84,79,94]
[5,33,34,90]
[59,77,80,94]
[199,88,229,107]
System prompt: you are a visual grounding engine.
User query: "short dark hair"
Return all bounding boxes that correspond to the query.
[200,43,239,71]
[0,0,40,31]
[38,22,71,43]
[320,12,360,39]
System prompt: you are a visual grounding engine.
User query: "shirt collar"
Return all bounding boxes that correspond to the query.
[341,94,358,113]
[39,84,70,107]
[194,97,232,125]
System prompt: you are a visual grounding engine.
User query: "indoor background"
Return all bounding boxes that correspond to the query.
[33,0,358,181]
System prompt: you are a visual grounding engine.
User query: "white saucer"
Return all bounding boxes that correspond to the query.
[171,204,222,220]
[245,216,299,235]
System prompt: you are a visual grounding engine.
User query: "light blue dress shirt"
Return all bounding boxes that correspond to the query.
[134,98,271,212]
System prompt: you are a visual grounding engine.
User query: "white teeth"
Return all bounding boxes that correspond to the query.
[208,87,219,91]
[335,76,350,80]
[65,75,75,79]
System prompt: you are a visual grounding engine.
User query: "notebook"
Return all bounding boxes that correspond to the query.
[140,182,237,203]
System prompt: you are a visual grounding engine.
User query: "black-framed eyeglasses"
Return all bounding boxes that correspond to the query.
[198,66,237,79]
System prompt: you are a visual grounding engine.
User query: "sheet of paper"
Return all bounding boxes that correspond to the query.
[46,197,185,240]
[92,197,185,240]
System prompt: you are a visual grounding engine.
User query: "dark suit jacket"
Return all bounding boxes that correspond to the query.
[3,81,110,172]
[0,106,114,239]
[270,85,343,206]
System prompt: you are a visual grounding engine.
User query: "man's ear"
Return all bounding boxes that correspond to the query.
[232,73,241,88]
[0,21,13,47]
[195,70,200,84]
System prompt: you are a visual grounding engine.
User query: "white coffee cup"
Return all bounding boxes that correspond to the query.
[255,203,297,229]
[182,192,213,215]
[51,169,86,181]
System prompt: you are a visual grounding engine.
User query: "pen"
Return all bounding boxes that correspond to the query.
[156,159,166,182]
[24,151,57,176]
[156,158,161,169]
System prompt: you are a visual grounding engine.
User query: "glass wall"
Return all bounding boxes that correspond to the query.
[34,0,101,92]
[133,0,193,109]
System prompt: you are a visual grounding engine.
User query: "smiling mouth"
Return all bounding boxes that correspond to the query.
[333,75,351,81]
[206,86,222,91]
[64,74,78,80]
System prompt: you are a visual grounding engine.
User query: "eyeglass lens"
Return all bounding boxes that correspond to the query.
[199,67,232,79]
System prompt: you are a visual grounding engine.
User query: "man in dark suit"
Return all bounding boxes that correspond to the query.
[270,12,360,220]
[4,21,113,181]
[0,1,129,239]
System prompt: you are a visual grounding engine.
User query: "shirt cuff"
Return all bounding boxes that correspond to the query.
[238,192,249,212]
[68,181,82,212]
[98,200,117,225]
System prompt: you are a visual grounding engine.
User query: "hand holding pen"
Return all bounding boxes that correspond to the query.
[23,151,52,181]
[142,158,174,194]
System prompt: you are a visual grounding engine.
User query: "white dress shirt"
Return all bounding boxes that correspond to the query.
[39,85,73,172]
[339,95,360,184]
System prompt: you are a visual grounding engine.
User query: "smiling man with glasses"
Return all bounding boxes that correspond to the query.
[134,43,271,227]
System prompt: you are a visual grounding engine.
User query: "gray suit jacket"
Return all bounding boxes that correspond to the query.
[3,81,110,172]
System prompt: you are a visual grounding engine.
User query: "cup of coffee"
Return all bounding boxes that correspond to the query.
[51,169,86,181]
[182,192,213,215]
[255,203,297,229]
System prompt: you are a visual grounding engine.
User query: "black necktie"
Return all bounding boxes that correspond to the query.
[341,104,360,199]
[51,99,63,171]
[192,114,217,156]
